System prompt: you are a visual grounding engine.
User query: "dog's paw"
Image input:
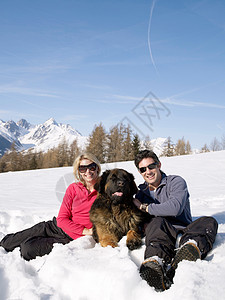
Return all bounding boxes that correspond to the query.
[126,238,142,251]
[100,240,118,248]
[126,230,142,250]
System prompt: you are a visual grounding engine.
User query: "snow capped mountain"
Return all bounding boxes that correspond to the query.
[0,118,87,156]
[19,117,86,152]
[0,117,168,157]
[0,120,23,156]
[141,137,167,156]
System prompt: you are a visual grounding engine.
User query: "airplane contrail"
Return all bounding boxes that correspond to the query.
[148,0,159,75]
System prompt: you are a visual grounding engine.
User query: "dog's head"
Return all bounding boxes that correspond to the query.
[94,168,138,204]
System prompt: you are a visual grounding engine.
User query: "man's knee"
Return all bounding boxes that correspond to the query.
[145,216,164,230]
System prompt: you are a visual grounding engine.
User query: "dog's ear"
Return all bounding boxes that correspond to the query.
[94,170,110,194]
[127,172,138,195]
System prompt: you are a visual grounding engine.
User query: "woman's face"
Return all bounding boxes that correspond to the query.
[79,159,99,185]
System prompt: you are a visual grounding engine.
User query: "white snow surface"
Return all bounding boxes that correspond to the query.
[0,150,225,300]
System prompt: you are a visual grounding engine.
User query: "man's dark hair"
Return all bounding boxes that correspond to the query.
[134,150,160,168]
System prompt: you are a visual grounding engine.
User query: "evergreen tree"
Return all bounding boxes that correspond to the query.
[106,124,123,162]
[210,137,221,151]
[221,134,225,150]
[175,137,186,156]
[42,148,58,168]
[122,124,134,161]
[142,135,152,150]
[200,144,210,153]
[185,140,192,155]
[6,142,21,171]
[86,123,107,163]
[56,137,69,167]
[68,139,80,165]
[162,137,174,157]
[132,134,141,158]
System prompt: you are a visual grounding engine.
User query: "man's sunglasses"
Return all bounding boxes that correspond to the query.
[139,162,158,173]
[78,162,97,173]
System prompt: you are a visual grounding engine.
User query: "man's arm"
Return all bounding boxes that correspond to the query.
[135,176,189,217]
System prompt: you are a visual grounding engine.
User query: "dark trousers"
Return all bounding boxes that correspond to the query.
[144,216,218,264]
[0,217,72,261]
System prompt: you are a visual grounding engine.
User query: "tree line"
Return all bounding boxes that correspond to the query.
[0,123,224,173]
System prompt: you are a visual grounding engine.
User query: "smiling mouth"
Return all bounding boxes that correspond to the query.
[146,174,155,180]
[112,191,123,197]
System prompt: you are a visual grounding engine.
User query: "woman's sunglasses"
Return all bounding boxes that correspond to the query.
[139,162,158,173]
[78,162,97,173]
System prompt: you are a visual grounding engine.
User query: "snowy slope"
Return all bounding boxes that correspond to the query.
[0,151,225,300]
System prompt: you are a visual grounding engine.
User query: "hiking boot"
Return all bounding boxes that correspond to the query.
[140,257,169,292]
[167,242,201,282]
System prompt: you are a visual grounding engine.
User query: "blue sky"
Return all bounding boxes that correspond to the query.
[0,0,225,149]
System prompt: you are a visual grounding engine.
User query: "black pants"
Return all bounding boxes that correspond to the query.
[0,217,73,261]
[144,216,218,264]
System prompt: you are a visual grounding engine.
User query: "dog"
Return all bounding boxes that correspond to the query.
[90,168,150,250]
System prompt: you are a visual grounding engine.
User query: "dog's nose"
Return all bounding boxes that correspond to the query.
[118,181,124,187]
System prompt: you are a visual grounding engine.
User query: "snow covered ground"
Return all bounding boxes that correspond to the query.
[0,150,225,300]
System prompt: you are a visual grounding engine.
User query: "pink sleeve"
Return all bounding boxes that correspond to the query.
[56,185,84,238]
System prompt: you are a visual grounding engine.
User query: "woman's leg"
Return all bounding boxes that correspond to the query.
[0,221,51,252]
[20,235,71,261]
[0,217,72,254]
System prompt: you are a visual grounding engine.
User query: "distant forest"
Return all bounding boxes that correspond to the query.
[0,123,224,173]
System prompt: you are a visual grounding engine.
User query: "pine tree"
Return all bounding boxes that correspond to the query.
[200,144,210,153]
[42,148,58,168]
[142,135,152,150]
[185,140,192,155]
[122,124,134,161]
[106,124,123,162]
[0,154,7,172]
[175,137,186,156]
[86,123,107,163]
[68,139,80,165]
[6,142,21,171]
[221,134,225,150]
[56,137,69,167]
[162,137,174,157]
[132,134,141,158]
[210,137,221,151]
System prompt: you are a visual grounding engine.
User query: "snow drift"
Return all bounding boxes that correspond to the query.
[0,150,225,300]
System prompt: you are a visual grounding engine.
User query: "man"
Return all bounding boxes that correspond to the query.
[133,150,218,292]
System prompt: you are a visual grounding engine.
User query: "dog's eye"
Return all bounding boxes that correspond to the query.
[109,174,117,181]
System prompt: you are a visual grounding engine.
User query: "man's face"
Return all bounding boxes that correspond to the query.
[138,157,162,189]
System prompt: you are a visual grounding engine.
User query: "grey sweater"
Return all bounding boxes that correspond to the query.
[136,172,192,227]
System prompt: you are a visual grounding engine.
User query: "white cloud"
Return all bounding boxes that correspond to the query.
[0,85,59,98]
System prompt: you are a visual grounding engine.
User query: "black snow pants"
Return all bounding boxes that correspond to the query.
[144,216,218,264]
[0,217,73,261]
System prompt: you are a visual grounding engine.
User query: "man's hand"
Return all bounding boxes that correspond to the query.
[133,198,142,209]
[133,198,149,212]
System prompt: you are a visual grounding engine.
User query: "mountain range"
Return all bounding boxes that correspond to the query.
[0,118,87,157]
[0,118,167,157]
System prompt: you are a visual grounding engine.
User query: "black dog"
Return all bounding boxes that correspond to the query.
[90,168,150,250]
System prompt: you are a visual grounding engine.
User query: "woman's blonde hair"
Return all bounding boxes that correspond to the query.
[73,152,101,184]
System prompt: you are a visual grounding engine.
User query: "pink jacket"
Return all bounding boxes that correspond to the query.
[56,182,97,240]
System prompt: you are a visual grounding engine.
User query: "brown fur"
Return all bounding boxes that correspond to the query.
[90,168,150,250]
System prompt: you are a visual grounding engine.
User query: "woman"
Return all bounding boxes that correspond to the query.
[0,153,101,261]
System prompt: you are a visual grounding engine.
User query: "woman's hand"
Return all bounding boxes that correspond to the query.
[82,227,93,236]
